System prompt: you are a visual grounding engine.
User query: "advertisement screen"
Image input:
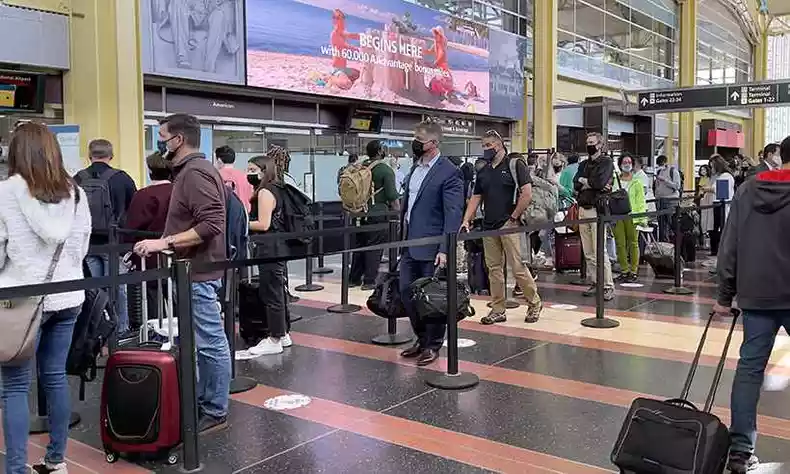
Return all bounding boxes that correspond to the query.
[246,0,527,119]
[0,73,43,113]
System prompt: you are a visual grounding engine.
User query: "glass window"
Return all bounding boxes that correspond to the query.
[575,2,604,41]
[485,0,518,14]
[213,127,265,172]
[501,11,519,34]
[604,12,630,50]
[558,0,575,32]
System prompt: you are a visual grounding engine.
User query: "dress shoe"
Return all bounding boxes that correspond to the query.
[400,342,422,358]
[416,349,439,366]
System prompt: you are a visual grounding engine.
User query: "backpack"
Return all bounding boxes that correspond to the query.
[225,186,249,260]
[338,160,384,213]
[76,168,120,233]
[508,157,558,226]
[277,183,315,247]
[66,287,118,400]
[654,166,684,197]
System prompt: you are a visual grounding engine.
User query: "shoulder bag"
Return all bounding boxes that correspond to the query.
[0,196,76,365]
[601,172,632,216]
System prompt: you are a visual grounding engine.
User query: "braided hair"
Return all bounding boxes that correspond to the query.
[266,144,291,183]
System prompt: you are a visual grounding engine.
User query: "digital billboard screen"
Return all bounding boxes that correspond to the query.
[246,0,527,119]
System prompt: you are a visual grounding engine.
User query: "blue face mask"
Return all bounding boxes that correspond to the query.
[482,148,496,161]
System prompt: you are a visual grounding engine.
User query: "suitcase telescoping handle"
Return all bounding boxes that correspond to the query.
[139,257,149,344]
[678,308,740,412]
[162,250,175,347]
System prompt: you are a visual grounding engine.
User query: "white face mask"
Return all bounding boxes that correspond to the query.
[621,164,633,173]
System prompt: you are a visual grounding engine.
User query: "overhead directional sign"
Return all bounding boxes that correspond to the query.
[637,80,790,113]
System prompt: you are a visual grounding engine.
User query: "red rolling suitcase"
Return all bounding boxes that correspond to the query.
[101,255,181,465]
[554,232,582,272]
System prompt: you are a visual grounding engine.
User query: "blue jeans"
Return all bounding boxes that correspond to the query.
[85,254,129,333]
[730,309,790,454]
[192,280,231,419]
[399,250,446,351]
[1,306,80,474]
[657,198,676,242]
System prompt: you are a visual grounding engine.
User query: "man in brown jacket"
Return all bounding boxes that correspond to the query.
[134,113,230,432]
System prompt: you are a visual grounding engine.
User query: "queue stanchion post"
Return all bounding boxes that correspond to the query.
[174,259,203,472]
[313,203,333,275]
[295,249,323,292]
[29,368,81,434]
[372,220,413,345]
[581,213,620,329]
[426,232,479,390]
[328,213,362,313]
[224,268,257,394]
[664,204,694,295]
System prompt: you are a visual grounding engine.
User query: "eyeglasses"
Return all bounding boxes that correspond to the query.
[483,129,503,141]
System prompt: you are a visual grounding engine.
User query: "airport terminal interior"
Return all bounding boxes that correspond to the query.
[2,0,790,472]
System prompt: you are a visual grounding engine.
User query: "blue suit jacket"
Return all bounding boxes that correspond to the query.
[400,156,464,261]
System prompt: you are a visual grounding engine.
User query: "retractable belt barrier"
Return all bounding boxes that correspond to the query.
[4,198,724,471]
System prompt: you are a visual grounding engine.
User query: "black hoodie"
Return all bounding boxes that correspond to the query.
[717,169,790,310]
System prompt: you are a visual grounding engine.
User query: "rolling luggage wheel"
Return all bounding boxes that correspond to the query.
[167,452,179,465]
[105,451,118,464]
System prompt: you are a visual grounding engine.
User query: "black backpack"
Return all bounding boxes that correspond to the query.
[277,183,315,247]
[66,288,118,400]
[367,272,407,319]
[77,168,119,233]
[225,186,249,260]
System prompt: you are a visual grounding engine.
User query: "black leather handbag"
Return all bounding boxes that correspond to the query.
[408,268,475,323]
[602,172,632,216]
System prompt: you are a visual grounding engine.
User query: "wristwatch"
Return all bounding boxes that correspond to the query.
[164,235,176,251]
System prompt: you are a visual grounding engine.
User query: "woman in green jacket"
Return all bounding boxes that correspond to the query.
[613,154,647,283]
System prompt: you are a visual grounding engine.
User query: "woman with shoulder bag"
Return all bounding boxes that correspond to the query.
[612,155,647,283]
[0,123,92,474]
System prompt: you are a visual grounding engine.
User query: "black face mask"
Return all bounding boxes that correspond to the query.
[553,165,563,172]
[247,173,261,187]
[412,139,426,157]
[586,145,599,157]
[157,136,179,160]
[482,148,496,162]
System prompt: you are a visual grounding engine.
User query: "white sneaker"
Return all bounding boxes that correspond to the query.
[248,337,283,356]
[281,334,293,348]
[32,460,68,473]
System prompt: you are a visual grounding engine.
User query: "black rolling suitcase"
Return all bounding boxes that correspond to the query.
[611,309,738,474]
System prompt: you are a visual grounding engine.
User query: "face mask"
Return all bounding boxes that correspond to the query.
[482,148,496,161]
[247,173,261,187]
[553,165,563,172]
[586,145,599,157]
[157,136,179,160]
[621,164,633,173]
[411,139,426,157]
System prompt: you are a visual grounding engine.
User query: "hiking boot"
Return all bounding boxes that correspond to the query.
[525,300,543,323]
[582,285,597,297]
[727,451,758,473]
[481,310,506,325]
[603,287,615,301]
[512,285,524,297]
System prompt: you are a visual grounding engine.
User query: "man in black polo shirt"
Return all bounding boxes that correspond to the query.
[460,131,543,324]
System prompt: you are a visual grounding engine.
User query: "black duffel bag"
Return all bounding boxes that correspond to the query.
[408,268,475,323]
[367,272,407,319]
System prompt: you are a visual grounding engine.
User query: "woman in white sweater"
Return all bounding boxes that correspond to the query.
[0,123,91,474]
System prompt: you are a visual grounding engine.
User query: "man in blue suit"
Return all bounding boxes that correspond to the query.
[399,120,464,366]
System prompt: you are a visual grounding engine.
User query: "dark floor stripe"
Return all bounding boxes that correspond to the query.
[287,331,790,441]
[232,384,612,474]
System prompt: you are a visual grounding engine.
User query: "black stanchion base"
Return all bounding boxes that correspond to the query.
[30,411,81,434]
[289,313,303,323]
[295,283,324,292]
[229,376,258,394]
[178,463,204,473]
[581,317,620,329]
[371,332,413,345]
[486,300,521,309]
[570,278,589,286]
[425,371,480,390]
[664,286,695,295]
[327,303,362,314]
[313,267,334,275]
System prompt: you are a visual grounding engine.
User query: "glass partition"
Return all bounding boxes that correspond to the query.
[264,128,313,199]
[213,125,264,171]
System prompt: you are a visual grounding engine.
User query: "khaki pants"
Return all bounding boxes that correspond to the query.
[482,221,540,312]
[578,207,614,288]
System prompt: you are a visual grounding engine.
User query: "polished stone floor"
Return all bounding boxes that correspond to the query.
[5,254,790,473]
